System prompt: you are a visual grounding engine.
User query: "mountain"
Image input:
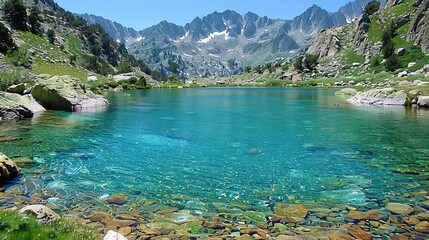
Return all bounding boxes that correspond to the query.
[77,13,140,43]
[77,0,387,79]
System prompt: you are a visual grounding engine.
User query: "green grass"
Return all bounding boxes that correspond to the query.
[0,210,98,240]
[398,45,429,71]
[342,50,366,64]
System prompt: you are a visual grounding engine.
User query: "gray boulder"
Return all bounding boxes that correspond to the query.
[335,88,357,96]
[418,96,429,107]
[0,152,20,188]
[348,88,407,105]
[19,205,60,225]
[0,92,46,120]
[31,75,109,111]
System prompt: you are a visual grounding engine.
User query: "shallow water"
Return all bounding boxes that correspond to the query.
[1,88,428,219]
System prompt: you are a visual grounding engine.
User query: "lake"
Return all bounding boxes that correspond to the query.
[1,88,428,235]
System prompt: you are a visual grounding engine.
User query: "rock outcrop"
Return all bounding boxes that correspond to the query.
[19,205,60,225]
[0,92,46,120]
[31,75,110,111]
[347,88,407,105]
[407,0,429,53]
[0,152,20,189]
[386,0,405,8]
[307,26,343,59]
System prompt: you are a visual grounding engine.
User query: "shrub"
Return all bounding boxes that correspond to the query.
[28,7,42,35]
[136,76,150,89]
[46,29,55,44]
[6,45,30,66]
[383,41,395,58]
[385,54,401,72]
[304,54,319,71]
[108,80,119,88]
[2,0,27,30]
[265,79,285,87]
[294,56,304,72]
[0,22,16,54]
[116,62,133,74]
[168,73,178,81]
[364,1,380,16]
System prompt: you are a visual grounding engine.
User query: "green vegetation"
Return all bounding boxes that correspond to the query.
[116,62,133,74]
[342,50,366,64]
[0,67,29,91]
[0,22,16,54]
[2,0,27,30]
[294,55,319,72]
[5,45,30,67]
[0,210,98,240]
[46,29,55,44]
[364,1,380,16]
[28,7,43,36]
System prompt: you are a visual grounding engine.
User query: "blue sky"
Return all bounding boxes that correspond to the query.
[55,0,354,30]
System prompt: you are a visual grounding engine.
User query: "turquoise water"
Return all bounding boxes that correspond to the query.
[1,88,428,216]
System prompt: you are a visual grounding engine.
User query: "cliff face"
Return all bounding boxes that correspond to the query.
[306,27,343,59]
[407,0,429,53]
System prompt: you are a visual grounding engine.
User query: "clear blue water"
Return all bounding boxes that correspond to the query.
[1,88,428,216]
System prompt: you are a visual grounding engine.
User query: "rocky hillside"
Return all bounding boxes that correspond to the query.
[304,0,429,80]
[0,0,158,94]
[78,0,387,79]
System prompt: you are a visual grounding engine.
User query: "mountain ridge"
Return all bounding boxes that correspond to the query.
[77,0,388,79]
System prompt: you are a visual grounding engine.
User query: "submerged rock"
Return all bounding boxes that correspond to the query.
[273,203,308,218]
[0,152,20,188]
[347,88,407,106]
[19,205,60,225]
[0,91,45,120]
[31,75,109,111]
[385,202,414,215]
[106,193,127,205]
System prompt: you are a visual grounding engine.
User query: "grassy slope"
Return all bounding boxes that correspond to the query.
[0,210,98,240]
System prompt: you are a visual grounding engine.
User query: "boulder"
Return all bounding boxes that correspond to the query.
[31,75,109,111]
[396,48,406,56]
[395,15,410,29]
[273,203,308,218]
[417,96,429,107]
[19,205,60,225]
[398,71,408,77]
[292,74,303,82]
[0,92,45,120]
[0,152,20,188]
[7,83,26,94]
[347,88,407,106]
[87,76,98,82]
[415,221,429,233]
[386,203,414,215]
[104,230,128,240]
[335,88,357,96]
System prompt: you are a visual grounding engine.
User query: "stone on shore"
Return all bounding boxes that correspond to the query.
[31,75,109,111]
[0,152,20,188]
[19,205,60,225]
[335,88,357,96]
[0,91,45,120]
[417,96,429,107]
[104,230,128,240]
[385,202,414,215]
[347,88,407,106]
